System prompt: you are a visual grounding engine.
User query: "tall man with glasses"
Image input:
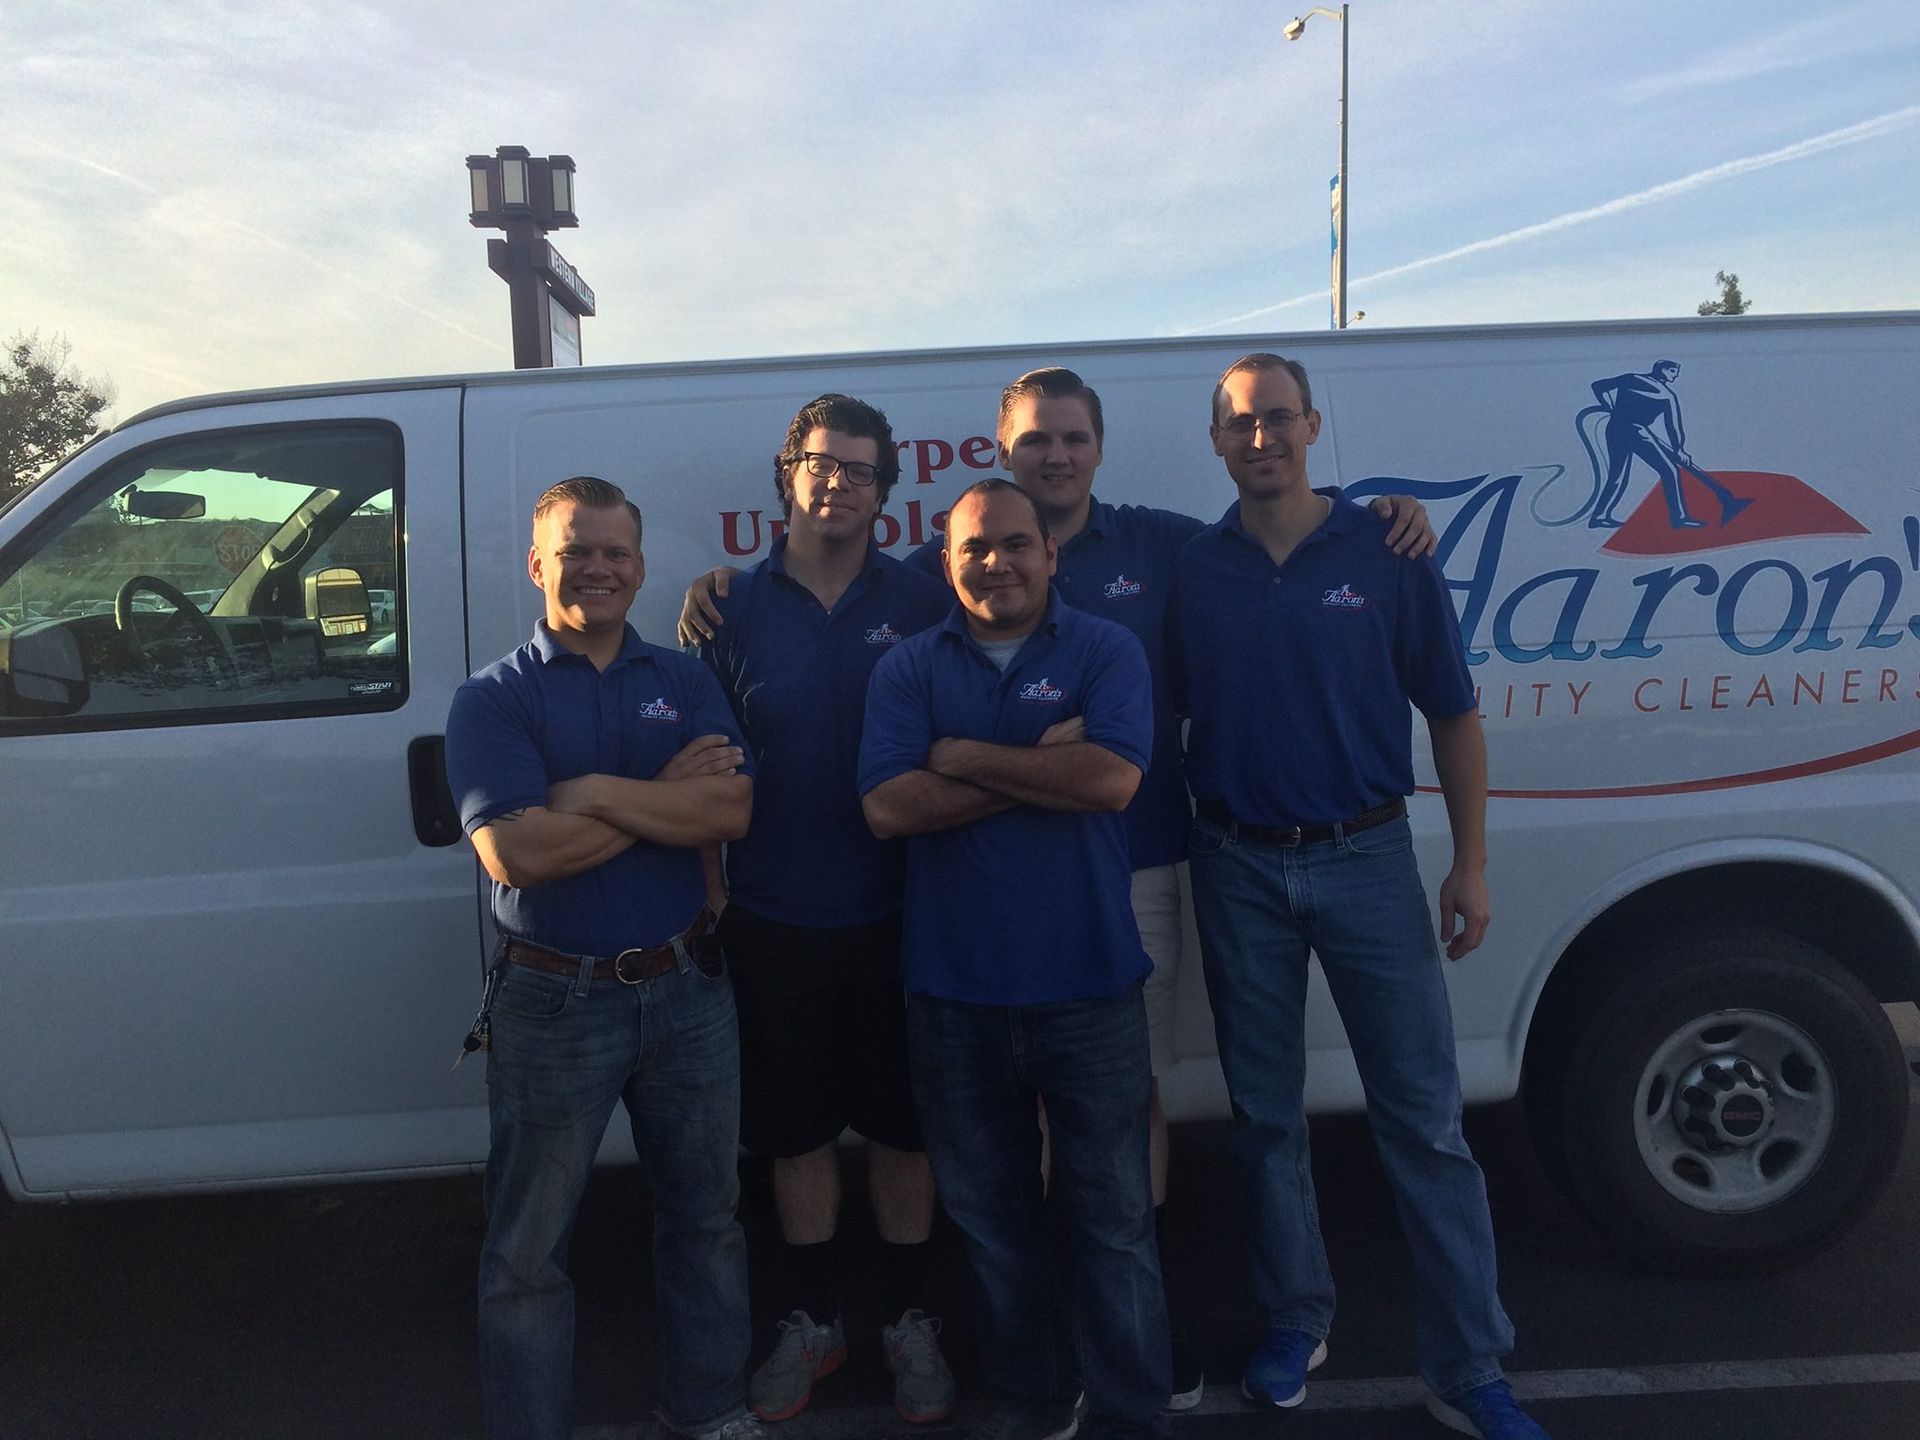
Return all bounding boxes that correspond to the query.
[692,395,958,1424]
[1168,355,1548,1440]
[861,478,1169,1440]
[445,476,760,1440]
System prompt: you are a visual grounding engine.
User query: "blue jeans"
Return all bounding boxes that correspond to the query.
[477,949,750,1440]
[908,988,1171,1440]
[1187,815,1514,1400]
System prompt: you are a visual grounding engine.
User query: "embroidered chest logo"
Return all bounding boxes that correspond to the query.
[1320,583,1369,610]
[638,696,682,722]
[1018,676,1067,703]
[864,622,904,645]
[1102,573,1145,599]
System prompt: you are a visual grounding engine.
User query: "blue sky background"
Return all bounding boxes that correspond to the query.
[6,0,1918,420]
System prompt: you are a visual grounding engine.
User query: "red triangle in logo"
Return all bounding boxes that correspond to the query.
[1598,470,1868,556]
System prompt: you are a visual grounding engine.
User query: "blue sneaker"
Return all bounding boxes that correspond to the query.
[1424,1379,1549,1439]
[1240,1327,1327,1408]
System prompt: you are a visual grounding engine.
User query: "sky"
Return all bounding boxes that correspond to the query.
[6,0,1919,423]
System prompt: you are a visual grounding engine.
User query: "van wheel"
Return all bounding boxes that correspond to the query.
[1554,929,1908,1274]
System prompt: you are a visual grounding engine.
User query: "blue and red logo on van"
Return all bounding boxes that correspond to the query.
[1345,361,1917,799]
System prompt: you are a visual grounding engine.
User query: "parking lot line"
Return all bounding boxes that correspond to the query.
[560,1354,1920,1437]
[1185,1350,1920,1415]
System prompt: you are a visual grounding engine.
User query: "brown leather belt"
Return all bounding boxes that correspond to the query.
[1196,796,1406,847]
[504,911,713,986]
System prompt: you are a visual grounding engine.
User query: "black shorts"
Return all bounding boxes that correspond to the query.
[718,902,923,1158]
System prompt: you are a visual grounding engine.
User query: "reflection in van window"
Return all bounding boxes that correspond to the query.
[0,424,405,729]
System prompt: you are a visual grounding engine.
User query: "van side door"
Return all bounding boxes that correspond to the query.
[0,388,487,1198]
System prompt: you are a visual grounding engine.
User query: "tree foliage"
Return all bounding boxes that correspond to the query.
[1697,269,1753,317]
[1,333,116,504]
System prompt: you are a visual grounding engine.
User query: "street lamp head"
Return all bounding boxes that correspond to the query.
[497,145,532,212]
[1284,17,1306,39]
[544,155,578,227]
[466,154,497,226]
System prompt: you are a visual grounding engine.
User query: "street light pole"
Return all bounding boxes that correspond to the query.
[1286,5,1350,329]
[1337,2,1349,331]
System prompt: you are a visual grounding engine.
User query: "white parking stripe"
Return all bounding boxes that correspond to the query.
[566,1354,1920,1437]
[1193,1351,1920,1415]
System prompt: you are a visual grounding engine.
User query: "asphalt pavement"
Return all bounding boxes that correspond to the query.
[2,1021,1917,1440]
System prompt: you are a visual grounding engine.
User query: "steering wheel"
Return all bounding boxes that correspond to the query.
[114,575,238,686]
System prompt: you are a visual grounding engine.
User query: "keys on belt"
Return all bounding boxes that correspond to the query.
[454,912,716,1067]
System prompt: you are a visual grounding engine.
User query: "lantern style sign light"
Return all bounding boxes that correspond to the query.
[465,146,594,368]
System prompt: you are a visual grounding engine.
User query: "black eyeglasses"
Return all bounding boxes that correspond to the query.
[797,452,879,487]
[1218,408,1306,439]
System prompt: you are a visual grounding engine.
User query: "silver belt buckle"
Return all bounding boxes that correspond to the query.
[613,947,655,984]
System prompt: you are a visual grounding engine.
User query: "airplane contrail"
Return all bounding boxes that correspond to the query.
[44,144,511,355]
[1174,104,1920,336]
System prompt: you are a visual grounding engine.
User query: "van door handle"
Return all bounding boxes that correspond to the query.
[408,735,463,848]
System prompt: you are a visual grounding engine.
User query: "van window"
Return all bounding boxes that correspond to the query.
[0,424,406,731]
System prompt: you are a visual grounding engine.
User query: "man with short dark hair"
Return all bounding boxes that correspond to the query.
[692,395,958,1424]
[860,478,1169,1440]
[1170,356,1547,1440]
[446,476,760,1440]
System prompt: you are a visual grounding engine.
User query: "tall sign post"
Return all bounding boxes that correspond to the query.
[466,146,596,368]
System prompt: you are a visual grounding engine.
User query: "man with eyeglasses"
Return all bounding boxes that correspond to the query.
[1168,354,1546,1440]
[691,394,958,1425]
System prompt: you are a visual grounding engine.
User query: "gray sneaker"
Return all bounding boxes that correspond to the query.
[748,1309,847,1421]
[658,1409,769,1440]
[881,1309,957,1423]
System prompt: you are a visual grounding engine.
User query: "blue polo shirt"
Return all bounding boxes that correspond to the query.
[1170,496,1475,827]
[696,537,951,928]
[858,591,1153,1005]
[445,622,755,957]
[909,497,1204,869]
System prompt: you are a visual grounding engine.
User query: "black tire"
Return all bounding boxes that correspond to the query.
[1551,928,1908,1275]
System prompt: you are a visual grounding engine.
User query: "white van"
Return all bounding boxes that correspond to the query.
[2,312,1914,1275]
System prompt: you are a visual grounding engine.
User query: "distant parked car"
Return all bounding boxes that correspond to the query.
[367,588,396,625]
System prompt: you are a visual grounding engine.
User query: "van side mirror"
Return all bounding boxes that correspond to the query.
[304,566,369,637]
[0,621,89,718]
